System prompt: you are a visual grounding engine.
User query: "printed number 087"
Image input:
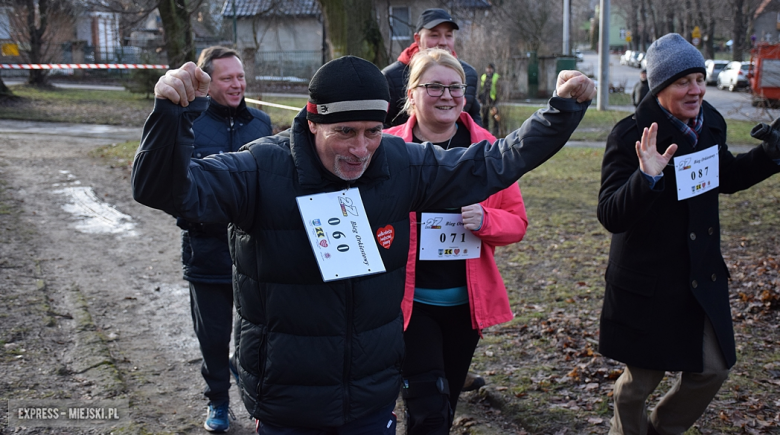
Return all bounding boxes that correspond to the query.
[690,167,708,180]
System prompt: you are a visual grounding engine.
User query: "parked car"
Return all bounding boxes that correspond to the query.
[705,60,729,86]
[574,50,584,62]
[620,50,635,66]
[717,61,752,91]
[631,52,645,68]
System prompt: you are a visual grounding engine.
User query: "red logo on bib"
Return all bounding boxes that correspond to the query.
[376,225,394,249]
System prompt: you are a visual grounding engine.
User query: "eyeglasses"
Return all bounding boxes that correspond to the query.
[417,83,467,97]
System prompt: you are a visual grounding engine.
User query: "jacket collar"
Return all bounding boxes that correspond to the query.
[289,109,391,189]
[384,112,495,143]
[206,97,252,122]
[397,41,459,65]
[634,97,723,155]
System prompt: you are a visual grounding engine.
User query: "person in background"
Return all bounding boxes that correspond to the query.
[382,8,481,128]
[597,33,780,435]
[479,62,500,136]
[632,69,649,108]
[133,55,594,434]
[180,46,272,433]
[385,48,527,434]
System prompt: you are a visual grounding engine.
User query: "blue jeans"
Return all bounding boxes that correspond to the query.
[256,403,397,435]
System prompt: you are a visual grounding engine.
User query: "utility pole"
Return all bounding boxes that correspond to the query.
[563,0,571,56]
[232,0,238,47]
[597,0,610,110]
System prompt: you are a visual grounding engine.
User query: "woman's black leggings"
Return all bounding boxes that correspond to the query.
[402,301,480,435]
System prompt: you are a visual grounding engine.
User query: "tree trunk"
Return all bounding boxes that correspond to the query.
[0,77,14,99]
[158,0,196,69]
[317,0,388,67]
[732,0,745,61]
[639,0,649,50]
[26,0,50,86]
[628,0,640,50]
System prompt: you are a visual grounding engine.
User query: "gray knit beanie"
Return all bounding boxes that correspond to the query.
[646,33,706,95]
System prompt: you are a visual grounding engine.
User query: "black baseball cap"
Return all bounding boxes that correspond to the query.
[416,8,459,32]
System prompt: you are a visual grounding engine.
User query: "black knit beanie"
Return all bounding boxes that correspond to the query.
[646,33,706,95]
[306,56,390,124]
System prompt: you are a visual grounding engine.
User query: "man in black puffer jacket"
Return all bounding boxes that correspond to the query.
[133,56,594,433]
[382,8,481,127]
[179,46,272,433]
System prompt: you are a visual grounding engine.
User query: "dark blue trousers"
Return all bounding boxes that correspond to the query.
[189,281,234,405]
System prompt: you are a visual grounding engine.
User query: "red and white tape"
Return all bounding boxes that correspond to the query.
[0,64,168,70]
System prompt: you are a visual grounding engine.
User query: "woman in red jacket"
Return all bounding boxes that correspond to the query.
[385,48,528,434]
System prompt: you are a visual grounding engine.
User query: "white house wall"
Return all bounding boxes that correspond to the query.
[237,16,321,52]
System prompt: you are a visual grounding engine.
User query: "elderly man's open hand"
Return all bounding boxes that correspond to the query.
[555,70,597,103]
[154,62,211,107]
[636,122,677,177]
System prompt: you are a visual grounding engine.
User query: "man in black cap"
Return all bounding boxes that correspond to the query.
[598,33,780,435]
[382,8,482,127]
[132,55,595,434]
[631,69,649,108]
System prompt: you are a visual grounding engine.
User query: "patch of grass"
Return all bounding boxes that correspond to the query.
[89,141,139,166]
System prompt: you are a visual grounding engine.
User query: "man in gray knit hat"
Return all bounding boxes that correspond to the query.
[597,32,780,435]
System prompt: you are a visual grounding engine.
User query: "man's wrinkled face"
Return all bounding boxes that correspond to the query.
[308,120,383,181]
[415,23,456,54]
[208,56,246,108]
[656,72,705,124]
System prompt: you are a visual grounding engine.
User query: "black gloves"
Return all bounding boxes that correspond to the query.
[750,117,780,160]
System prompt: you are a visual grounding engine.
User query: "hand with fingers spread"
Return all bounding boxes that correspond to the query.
[556,70,597,103]
[461,204,484,231]
[154,61,211,107]
[635,122,678,177]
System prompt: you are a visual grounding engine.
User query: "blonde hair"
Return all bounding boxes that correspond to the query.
[402,48,466,117]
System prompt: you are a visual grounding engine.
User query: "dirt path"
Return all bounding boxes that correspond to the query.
[0,124,518,434]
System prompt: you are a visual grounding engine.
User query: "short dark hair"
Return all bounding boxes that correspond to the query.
[197,46,241,75]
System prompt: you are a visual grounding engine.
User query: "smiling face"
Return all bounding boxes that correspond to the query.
[408,64,466,129]
[207,56,246,108]
[656,72,706,124]
[308,120,384,181]
[415,23,456,54]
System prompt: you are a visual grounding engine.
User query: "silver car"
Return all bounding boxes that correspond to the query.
[705,60,729,86]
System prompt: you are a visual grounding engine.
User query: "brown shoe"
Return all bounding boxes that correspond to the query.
[462,372,486,391]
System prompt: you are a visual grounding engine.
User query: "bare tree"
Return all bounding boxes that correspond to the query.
[1,0,77,86]
[317,0,387,66]
[491,0,562,54]
[157,0,196,67]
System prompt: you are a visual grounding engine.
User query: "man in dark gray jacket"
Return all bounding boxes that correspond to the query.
[182,46,272,433]
[132,55,594,434]
[382,8,481,127]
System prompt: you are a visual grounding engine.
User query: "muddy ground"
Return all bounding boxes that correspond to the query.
[0,122,519,434]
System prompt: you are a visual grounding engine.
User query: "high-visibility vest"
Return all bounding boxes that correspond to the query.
[480,72,500,101]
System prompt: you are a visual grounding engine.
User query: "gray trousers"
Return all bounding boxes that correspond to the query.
[609,318,730,435]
